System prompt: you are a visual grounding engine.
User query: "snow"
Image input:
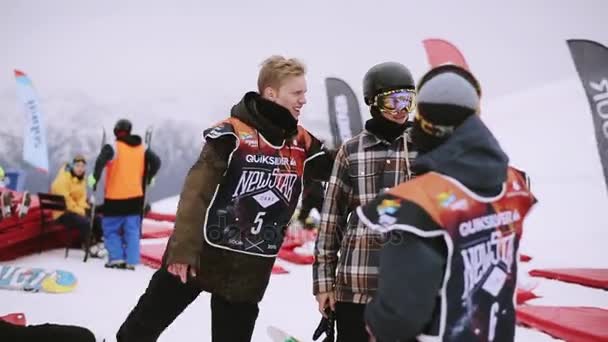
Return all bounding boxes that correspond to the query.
[0,248,573,342]
[484,79,608,270]
[3,79,608,341]
[151,195,179,215]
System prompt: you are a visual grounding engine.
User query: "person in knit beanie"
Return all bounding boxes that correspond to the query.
[358,66,537,342]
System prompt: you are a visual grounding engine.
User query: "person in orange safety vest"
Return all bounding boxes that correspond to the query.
[89,119,161,270]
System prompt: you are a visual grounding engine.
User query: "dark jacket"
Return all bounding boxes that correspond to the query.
[364,115,510,341]
[93,134,161,216]
[163,92,333,303]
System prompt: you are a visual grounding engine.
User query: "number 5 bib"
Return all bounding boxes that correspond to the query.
[203,118,310,257]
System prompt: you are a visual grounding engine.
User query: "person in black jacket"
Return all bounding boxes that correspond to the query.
[117,56,334,342]
[357,65,537,342]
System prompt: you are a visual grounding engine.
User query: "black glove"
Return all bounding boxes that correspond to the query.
[312,308,335,342]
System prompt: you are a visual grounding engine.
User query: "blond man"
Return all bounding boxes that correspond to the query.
[117,56,333,342]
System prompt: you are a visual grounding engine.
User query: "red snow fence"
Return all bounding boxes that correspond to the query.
[144,211,176,223]
[276,229,316,265]
[529,268,608,290]
[141,219,174,239]
[517,305,608,341]
[140,243,167,269]
[278,247,315,265]
[516,289,539,305]
[140,241,289,274]
[271,264,289,274]
[520,254,532,262]
[0,313,27,326]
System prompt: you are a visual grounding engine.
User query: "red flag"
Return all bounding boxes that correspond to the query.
[422,39,469,70]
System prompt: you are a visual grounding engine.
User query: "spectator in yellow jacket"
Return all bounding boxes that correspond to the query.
[51,155,106,258]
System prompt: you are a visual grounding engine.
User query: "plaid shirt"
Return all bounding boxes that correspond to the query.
[313,128,416,304]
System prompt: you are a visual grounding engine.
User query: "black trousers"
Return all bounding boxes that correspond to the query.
[297,182,324,223]
[117,268,259,342]
[57,212,103,244]
[335,301,370,342]
[0,321,95,342]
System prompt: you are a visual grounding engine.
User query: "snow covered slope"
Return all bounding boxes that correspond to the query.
[0,247,574,342]
[484,79,608,269]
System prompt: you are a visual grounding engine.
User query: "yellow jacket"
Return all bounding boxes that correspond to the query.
[50,164,89,219]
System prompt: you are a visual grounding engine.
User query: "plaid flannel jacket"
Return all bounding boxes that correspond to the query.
[313,129,416,304]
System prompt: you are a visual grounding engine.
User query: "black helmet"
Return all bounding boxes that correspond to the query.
[114,119,132,137]
[363,62,415,105]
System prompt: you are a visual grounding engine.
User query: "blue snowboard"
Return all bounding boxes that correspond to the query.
[0,265,77,293]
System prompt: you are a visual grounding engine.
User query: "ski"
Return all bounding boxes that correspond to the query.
[84,128,106,262]
[141,126,153,222]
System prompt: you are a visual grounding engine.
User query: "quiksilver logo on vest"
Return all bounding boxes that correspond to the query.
[233,168,299,202]
[245,154,296,166]
[459,210,521,237]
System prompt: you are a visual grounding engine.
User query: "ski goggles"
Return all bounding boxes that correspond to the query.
[373,89,416,114]
[415,112,454,138]
[72,155,87,165]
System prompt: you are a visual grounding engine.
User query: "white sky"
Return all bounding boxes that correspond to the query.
[0,0,606,133]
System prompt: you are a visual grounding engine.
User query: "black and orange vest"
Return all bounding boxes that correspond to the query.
[366,168,535,342]
[104,141,145,200]
[203,118,313,257]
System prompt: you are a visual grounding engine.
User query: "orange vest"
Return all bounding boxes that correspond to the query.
[104,141,145,200]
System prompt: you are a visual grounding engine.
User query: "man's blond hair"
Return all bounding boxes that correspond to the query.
[257,56,306,93]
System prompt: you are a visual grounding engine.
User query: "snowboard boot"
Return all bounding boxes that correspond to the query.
[88,243,108,259]
[105,260,126,269]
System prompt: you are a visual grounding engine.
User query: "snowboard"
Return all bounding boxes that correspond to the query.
[267,326,302,342]
[142,126,154,213]
[0,265,77,294]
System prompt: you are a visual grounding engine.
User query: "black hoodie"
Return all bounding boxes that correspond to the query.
[412,115,508,196]
[231,92,298,145]
[230,92,334,181]
[163,92,334,304]
[363,115,510,342]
